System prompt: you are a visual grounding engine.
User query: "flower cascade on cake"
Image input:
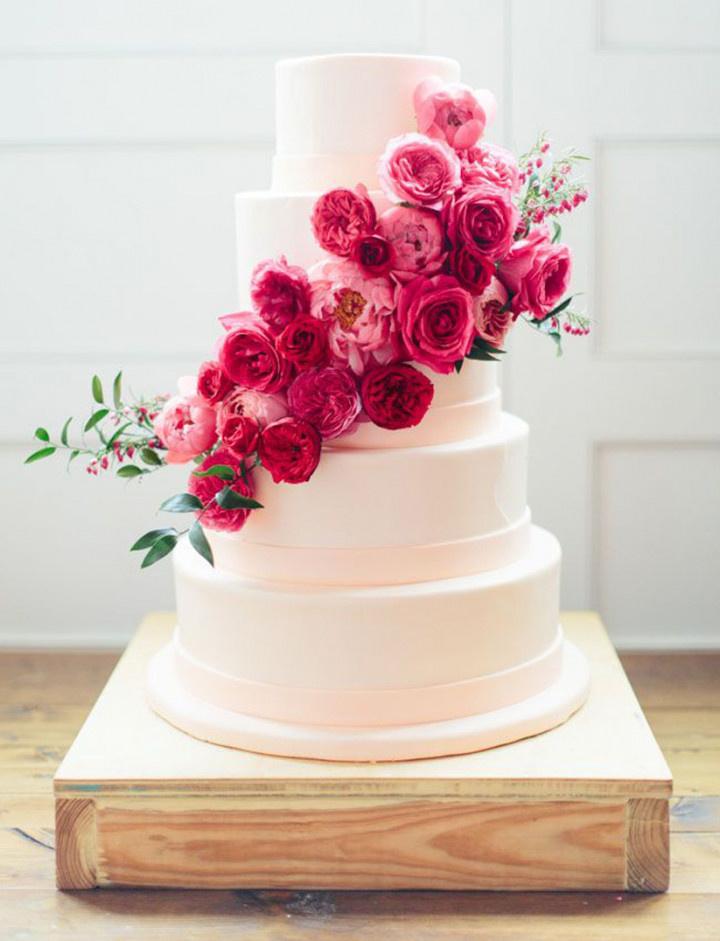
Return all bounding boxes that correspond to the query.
[26,79,590,569]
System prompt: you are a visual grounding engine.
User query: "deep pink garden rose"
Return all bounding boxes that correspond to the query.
[218,314,291,393]
[350,234,395,276]
[474,277,512,348]
[196,360,232,405]
[414,77,496,151]
[309,259,397,375]
[188,448,255,533]
[218,414,259,458]
[153,376,217,465]
[217,387,288,429]
[445,183,519,262]
[461,143,520,193]
[250,255,311,333]
[276,315,329,369]
[499,226,572,319]
[258,417,321,484]
[311,185,376,257]
[288,365,361,440]
[360,363,434,430]
[449,244,494,296]
[376,205,445,275]
[396,275,475,374]
[378,133,461,209]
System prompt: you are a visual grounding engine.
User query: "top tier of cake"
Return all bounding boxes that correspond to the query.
[272,54,460,191]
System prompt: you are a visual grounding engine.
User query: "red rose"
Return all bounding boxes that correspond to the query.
[446,183,519,261]
[197,360,232,405]
[499,226,572,319]
[188,448,255,533]
[250,255,311,333]
[311,185,376,257]
[218,317,291,393]
[218,413,260,459]
[288,365,361,440]
[276,315,329,369]
[449,244,494,296]
[259,417,321,484]
[396,275,475,374]
[350,234,395,276]
[361,363,434,430]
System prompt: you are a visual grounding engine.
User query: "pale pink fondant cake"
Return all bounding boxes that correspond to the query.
[144,54,591,761]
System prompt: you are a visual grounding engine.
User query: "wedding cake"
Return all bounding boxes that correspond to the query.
[145,54,591,761]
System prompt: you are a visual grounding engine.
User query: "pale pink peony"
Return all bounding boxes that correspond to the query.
[445,182,519,262]
[309,259,397,375]
[376,205,446,275]
[288,365,361,440]
[474,277,512,348]
[461,143,520,193]
[499,226,572,319]
[216,387,288,430]
[153,375,218,465]
[311,185,376,257]
[250,255,311,333]
[414,77,496,151]
[378,133,462,209]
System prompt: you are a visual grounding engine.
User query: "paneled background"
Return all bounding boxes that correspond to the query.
[1,0,718,648]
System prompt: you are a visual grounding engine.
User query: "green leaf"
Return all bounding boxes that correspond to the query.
[160,492,203,513]
[112,371,123,409]
[215,486,263,511]
[548,295,573,317]
[551,221,562,243]
[466,337,506,363]
[91,374,104,404]
[60,417,72,447]
[192,464,235,481]
[141,533,178,569]
[106,421,132,447]
[140,447,162,466]
[189,520,214,567]
[454,360,464,374]
[84,408,109,432]
[34,427,50,442]
[131,527,177,551]
[116,464,145,478]
[68,449,80,464]
[25,446,56,464]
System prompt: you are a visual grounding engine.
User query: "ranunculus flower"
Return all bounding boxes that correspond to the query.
[259,417,321,484]
[460,143,520,193]
[153,376,217,465]
[309,259,397,375]
[499,226,572,319]
[249,255,311,333]
[188,448,255,533]
[396,275,475,374]
[216,387,288,429]
[350,234,395,276]
[276,315,329,369]
[217,414,259,459]
[449,244,494,296]
[360,363,434,430]
[218,315,291,393]
[445,183,519,261]
[196,360,232,405]
[474,277,512,348]
[288,365,361,440]
[311,185,376,257]
[378,133,461,209]
[376,205,445,275]
[414,77,496,151]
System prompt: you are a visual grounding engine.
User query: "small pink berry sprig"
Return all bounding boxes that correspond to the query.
[25,372,169,479]
[523,299,592,356]
[517,133,589,230]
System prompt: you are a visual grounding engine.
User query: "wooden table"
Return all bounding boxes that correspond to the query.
[2,627,719,939]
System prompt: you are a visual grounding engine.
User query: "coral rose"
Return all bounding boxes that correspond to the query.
[218,314,291,393]
[360,363,434,430]
[153,376,217,465]
[414,77,496,151]
[446,183,519,261]
[276,316,329,369]
[350,234,395,276]
[188,448,255,533]
[259,417,321,484]
[474,277,512,348]
[378,133,461,209]
[311,185,376,257]
[376,205,445,275]
[461,143,520,193]
[499,226,572,319]
[396,275,475,374]
[196,360,232,405]
[449,244,494,296]
[250,255,311,333]
[288,365,361,440]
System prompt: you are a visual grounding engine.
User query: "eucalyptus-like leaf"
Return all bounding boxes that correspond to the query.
[141,533,178,569]
[159,492,203,513]
[34,427,49,442]
[68,449,80,464]
[116,464,145,478]
[60,417,72,447]
[140,447,162,466]
[547,295,574,318]
[84,408,109,432]
[215,486,263,511]
[91,375,104,404]
[131,527,177,551]
[189,520,214,567]
[454,360,464,374]
[551,221,562,244]
[192,464,235,481]
[106,421,132,447]
[25,446,56,464]
[112,371,123,409]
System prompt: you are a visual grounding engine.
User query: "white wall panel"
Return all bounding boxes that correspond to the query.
[598,0,720,52]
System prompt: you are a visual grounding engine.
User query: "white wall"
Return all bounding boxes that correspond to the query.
[1,0,718,648]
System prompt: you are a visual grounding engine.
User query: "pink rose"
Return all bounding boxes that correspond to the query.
[288,365,361,440]
[445,183,519,262]
[360,363,434,430]
[217,387,288,429]
[448,244,494,296]
[461,144,520,193]
[350,234,395,276]
[218,314,291,393]
[218,414,259,459]
[376,205,445,275]
[378,133,461,209]
[414,77,496,151]
[499,226,572,319]
[397,275,475,374]
[277,316,329,369]
[259,417,321,484]
[311,185,376,257]
[153,376,217,465]
[250,255,311,333]
[196,360,232,405]
[474,277,512,348]
[188,448,255,533]
[309,259,397,375]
